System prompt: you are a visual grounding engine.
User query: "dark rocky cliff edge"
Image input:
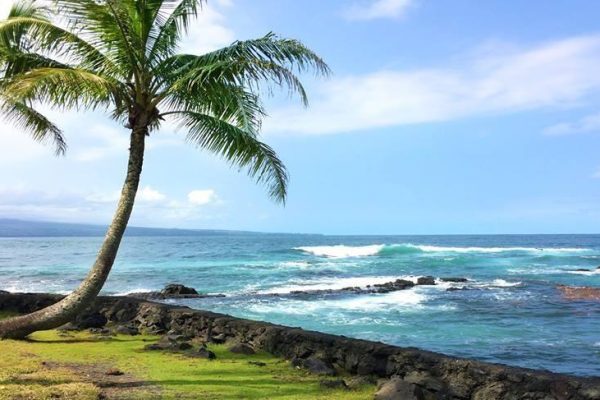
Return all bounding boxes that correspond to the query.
[1,291,599,400]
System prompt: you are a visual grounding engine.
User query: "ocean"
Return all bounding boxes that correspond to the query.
[1,232,599,376]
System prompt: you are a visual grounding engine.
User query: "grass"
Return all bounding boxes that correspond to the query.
[0,328,375,399]
[0,310,17,320]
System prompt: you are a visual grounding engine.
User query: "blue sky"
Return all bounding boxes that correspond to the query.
[1,0,600,234]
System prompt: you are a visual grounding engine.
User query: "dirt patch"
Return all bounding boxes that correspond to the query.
[38,361,161,399]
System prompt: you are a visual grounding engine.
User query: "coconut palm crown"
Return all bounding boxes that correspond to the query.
[0,0,329,339]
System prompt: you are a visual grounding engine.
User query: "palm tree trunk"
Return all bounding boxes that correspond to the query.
[0,125,147,339]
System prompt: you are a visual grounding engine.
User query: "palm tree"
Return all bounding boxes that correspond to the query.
[0,0,328,339]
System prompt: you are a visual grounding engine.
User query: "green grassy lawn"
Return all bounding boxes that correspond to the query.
[0,327,374,399]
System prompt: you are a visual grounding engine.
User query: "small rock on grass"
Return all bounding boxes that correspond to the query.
[320,379,348,390]
[248,361,266,367]
[344,375,377,389]
[291,357,336,376]
[106,368,124,376]
[374,376,423,400]
[114,325,139,336]
[197,347,216,360]
[209,333,226,344]
[229,343,255,355]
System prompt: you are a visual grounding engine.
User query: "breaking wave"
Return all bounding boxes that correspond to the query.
[295,243,591,258]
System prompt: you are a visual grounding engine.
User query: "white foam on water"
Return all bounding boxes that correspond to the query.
[489,279,522,287]
[412,245,590,254]
[334,289,427,311]
[294,245,384,258]
[112,288,157,296]
[247,287,435,315]
[294,243,592,259]
[508,266,600,276]
[566,269,600,276]
[277,261,312,268]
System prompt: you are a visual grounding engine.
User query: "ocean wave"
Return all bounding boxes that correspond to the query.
[294,245,385,258]
[489,279,522,288]
[294,243,591,258]
[566,269,600,276]
[112,288,157,296]
[507,266,600,276]
[246,289,433,315]
[277,261,312,268]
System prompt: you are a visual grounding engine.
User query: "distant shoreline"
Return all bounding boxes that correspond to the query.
[1,218,600,237]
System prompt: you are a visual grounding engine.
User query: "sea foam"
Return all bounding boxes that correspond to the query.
[294,245,385,258]
[295,243,590,258]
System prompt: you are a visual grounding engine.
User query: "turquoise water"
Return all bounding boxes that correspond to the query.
[1,233,599,376]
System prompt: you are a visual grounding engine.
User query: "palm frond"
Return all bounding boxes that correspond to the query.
[5,67,125,110]
[169,110,288,203]
[147,0,202,64]
[163,80,265,135]
[0,96,66,155]
[0,16,118,76]
[157,33,329,105]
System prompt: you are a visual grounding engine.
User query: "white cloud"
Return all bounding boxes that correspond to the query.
[187,189,217,206]
[0,185,220,225]
[179,1,235,55]
[137,186,167,202]
[0,1,13,19]
[543,112,600,136]
[73,125,129,162]
[266,35,600,135]
[343,0,414,21]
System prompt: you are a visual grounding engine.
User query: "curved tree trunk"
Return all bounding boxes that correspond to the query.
[0,125,147,339]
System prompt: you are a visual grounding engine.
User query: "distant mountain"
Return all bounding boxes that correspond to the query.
[0,219,259,237]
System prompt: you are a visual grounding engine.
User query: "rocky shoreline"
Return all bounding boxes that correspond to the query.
[1,291,599,399]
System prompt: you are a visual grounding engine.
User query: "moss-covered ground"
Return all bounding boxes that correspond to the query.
[0,318,375,399]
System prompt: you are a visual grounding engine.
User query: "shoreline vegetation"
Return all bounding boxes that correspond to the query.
[0,328,372,399]
[1,291,599,400]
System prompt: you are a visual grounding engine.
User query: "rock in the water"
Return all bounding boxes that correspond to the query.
[374,377,424,400]
[292,357,336,376]
[440,277,468,283]
[446,286,469,292]
[197,347,216,360]
[557,285,600,301]
[127,284,226,300]
[372,279,415,293]
[229,343,255,355]
[417,276,436,285]
[320,379,348,389]
[161,284,199,297]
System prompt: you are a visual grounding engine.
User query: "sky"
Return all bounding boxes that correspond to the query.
[1,0,600,235]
